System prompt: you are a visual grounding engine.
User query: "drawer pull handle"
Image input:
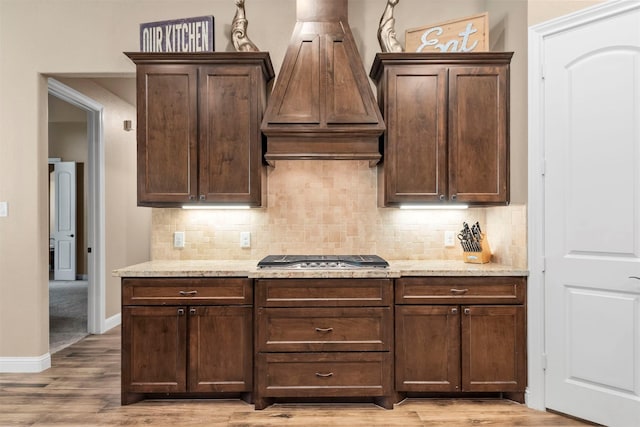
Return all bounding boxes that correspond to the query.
[315,372,333,378]
[630,276,640,280]
[315,327,334,333]
[450,288,469,295]
[179,290,198,296]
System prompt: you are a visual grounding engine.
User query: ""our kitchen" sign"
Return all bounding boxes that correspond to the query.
[140,15,214,52]
[405,13,488,53]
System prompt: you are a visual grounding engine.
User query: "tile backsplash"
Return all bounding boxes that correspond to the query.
[151,160,526,268]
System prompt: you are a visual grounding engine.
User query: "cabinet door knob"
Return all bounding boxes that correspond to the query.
[199,194,206,201]
[315,372,334,378]
[451,308,458,314]
[464,308,471,315]
[451,194,457,201]
[177,308,185,316]
[315,327,334,333]
[439,194,445,201]
[189,308,197,316]
[189,195,196,201]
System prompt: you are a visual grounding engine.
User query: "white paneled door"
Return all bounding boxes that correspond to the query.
[542,4,640,426]
[53,161,77,281]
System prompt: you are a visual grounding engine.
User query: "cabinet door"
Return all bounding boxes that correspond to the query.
[395,305,460,392]
[137,64,198,205]
[188,306,253,392]
[461,305,526,392]
[122,306,187,393]
[448,65,509,204]
[383,65,448,205]
[198,65,263,205]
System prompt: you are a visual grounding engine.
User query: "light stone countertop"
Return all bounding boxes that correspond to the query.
[112,259,528,278]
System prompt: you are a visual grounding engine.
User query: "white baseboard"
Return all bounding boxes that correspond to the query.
[104,312,121,332]
[0,314,120,373]
[0,353,51,373]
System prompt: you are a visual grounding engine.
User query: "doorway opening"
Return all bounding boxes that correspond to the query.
[47,78,106,345]
[47,156,87,352]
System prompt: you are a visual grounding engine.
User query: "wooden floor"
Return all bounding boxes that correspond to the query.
[0,327,594,426]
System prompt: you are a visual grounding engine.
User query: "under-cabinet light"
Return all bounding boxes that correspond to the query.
[399,204,469,210]
[182,204,251,210]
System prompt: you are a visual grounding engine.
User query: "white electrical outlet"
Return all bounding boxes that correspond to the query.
[444,230,456,247]
[240,231,251,248]
[174,231,185,248]
[0,201,7,217]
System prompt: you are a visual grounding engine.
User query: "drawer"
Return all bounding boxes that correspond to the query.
[257,307,392,352]
[257,352,392,397]
[396,277,526,304]
[256,279,392,307]
[122,278,253,305]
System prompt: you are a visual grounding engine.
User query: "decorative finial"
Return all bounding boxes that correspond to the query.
[377,0,403,53]
[232,0,259,52]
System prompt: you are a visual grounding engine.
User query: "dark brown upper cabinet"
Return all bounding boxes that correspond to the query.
[261,0,385,166]
[125,52,274,207]
[370,52,513,206]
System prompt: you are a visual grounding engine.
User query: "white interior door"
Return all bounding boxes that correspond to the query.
[543,6,640,427]
[53,161,77,281]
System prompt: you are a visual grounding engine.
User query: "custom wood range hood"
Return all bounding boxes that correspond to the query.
[261,0,385,166]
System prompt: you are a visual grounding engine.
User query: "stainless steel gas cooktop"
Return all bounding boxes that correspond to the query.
[257,255,389,269]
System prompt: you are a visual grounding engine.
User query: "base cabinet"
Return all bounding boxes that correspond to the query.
[121,278,253,404]
[395,277,527,400]
[254,279,396,409]
[120,275,527,407]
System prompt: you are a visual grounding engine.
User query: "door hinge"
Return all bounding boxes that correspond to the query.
[541,353,547,370]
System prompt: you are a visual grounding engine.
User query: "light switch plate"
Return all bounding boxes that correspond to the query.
[0,201,7,217]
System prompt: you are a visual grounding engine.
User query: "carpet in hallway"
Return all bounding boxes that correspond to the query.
[49,280,88,354]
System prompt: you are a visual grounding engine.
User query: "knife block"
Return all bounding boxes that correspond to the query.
[462,233,492,264]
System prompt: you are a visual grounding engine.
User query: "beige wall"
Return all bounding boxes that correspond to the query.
[0,0,602,361]
[528,0,605,26]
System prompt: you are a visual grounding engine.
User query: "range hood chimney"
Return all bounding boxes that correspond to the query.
[261,0,385,166]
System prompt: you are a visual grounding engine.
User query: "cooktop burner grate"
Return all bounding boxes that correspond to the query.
[257,255,389,269]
